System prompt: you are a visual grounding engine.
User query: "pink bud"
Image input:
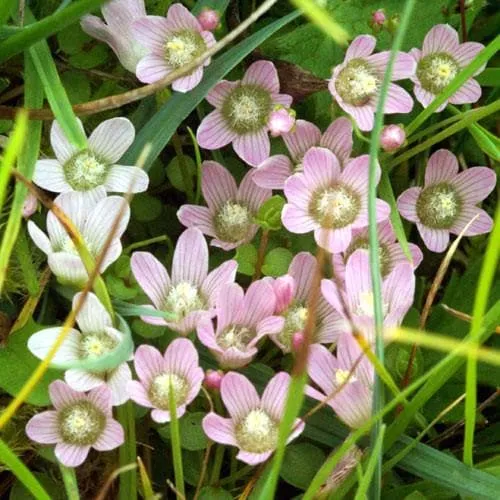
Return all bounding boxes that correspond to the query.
[22,192,38,218]
[273,276,295,314]
[372,9,386,25]
[204,369,224,390]
[267,107,296,137]
[197,8,220,32]
[380,124,406,152]
[292,332,305,352]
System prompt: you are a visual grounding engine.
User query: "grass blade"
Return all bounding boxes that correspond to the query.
[0,0,16,25]
[59,465,80,500]
[117,402,138,500]
[169,380,185,499]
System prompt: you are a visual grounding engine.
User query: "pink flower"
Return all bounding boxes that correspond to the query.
[328,35,415,131]
[380,124,405,152]
[81,0,147,72]
[32,118,149,194]
[28,292,132,406]
[197,8,219,32]
[253,118,353,190]
[197,281,284,369]
[26,381,124,467]
[281,147,390,253]
[196,60,293,166]
[321,249,415,344]
[22,192,38,218]
[397,149,496,252]
[331,220,423,280]
[371,10,386,26]
[131,227,237,335]
[410,24,485,110]
[177,161,272,251]
[202,372,304,465]
[132,3,216,92]
[269,252,345,353]
[127,339,203,423]
[267,107,296,137]
[27,188,130,287]
[307,333,373,429]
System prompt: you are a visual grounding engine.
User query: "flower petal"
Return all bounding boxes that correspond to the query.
[281,205,316,234]
[308,344,337,395]
[172,67,204,93]
[55,443,90,467]
[422,24,459,56]
[367,51,416,80]
[197,110,237,150]
[240,280,276,326]
[242,60,280,94]
[238,170,272,212]
[131,251,170,309]
[344,103,375,131]
[201,260,237,305]
[216,283,244,332]
[384,84,414,114]
[201,160,238,211]
[74,292,112,333]
[48,253,87,284]
[26,411,60,444]
[417,223,449,252]
[105,165,149,193]
[397,187,422,223]
[253,155,292,189]
[65,369,104,392]
[454,42,485,69]
[450,206,493,236]
[132,16,169,53]
[27,221,52,255]
[233,130,270,168]
[207,80,239,108]
[49,380,86,410]
[452,167,496,204]
[202,413,237,446]
[50,119,85,164]
[93,418,124,451]
[220,372,260,420]
[283,119,321,161]
[177,204,216,236]
[164,338,200,380]
[105,363,132,406]
[89,117,135,164]
[425,149,459,185]
[128,380,154,407]
[261,372,291,421]
[341,154,374,193]
[289,252,316,302]
[33,160,71,193]
[166,3,200,31]
[320,117,353,164]
[314,226,352,254]
[303,147,340,190]
[136,54,171,83]
[172,227,208,285]
[133,345,165,385]
[448,79,481,105]
[345,35,376,60]
[413,83,438,109]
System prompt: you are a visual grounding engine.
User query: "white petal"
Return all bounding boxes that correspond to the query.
[104,165,149,193]
[33,160,72,193]
[28,327,81,364]
[89,118,135,164]
[73,292,113,333]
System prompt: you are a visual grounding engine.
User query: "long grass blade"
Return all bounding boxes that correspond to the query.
[117,402,138,500]
[0,0,16,25]
[59,464,80,500]
[169,380,185,499]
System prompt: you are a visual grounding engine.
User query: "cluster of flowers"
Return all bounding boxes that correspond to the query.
[22,0,496,476]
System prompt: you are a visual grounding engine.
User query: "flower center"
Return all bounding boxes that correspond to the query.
[416,183,461,229]
[58,401,106,445]
[222,85,273,134]
[79,332,118,359]
[356,291,389,318]
[217,325,255,351]
[335,59,380,106]
[417,53,459,95]
[164,29,206,69]
[235,409,279,453]
[164,281,206,320]
[63,150,108,191]
[310,185,361,229]
[148,372,189,410]
[278,304,309,351]
[345,238,391,276]
[335,369,357,386]
[214,201,253,243]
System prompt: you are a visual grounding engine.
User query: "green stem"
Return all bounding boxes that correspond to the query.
[124,234,171,254]
[14,225,40,296]
[117,402,137,500]
[169,381,185,499]
[172,132,194,203]
[59,464,80,500]
[405,112,462,146]
[209,445,225,485]
[219,464,253,486]
[186,126,202,204]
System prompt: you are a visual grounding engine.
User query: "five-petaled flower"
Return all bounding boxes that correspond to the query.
[197,60,293,166]
[397,149,496,252]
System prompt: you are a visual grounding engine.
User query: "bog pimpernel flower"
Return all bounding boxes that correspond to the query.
[33,118,149,194]
[321,249,415,343]
[28,292,132,406]
[397,149,496,252]
[253,118,353,190]
[202,372,304,465]
[197,281,284,369]
[410,24,485,110]
[131,227,237,335]
[132,3,216,92]
[127,339,203,423]
[196,60,293,166]
[307,333,373,429]
[81,0,147,73]
[27,188,130,286]
[282,147,390,253]
[328,35,415,131]
[270,252,345,353]
[177,161,272,251]
[26,381,124,467]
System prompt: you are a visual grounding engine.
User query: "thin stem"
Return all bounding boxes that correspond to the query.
[59,464,80,500]
[172,132,194,202]
[252,229,269,281]
[186,126,202,204]
[124,234,171,254]
[209,445,225,485]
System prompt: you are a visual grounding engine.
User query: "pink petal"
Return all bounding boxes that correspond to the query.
[133,345,165,385]
[236,450,273,465]
[321,279,347,318]
[448,79,481,105]
[135,54,170,84]
[289,252,316,302]
[33,160,71,193]
[384,84,414,114]
[166,3,200,31]
[89,117,135,164]
[425,149,459,185]
[207,80,238,108]
[233,130,270,168]
[242,60,280,94]
[261,372,291,421]
[367,51,416,80]
[283,120,321,161]
[217,283,245,332]
[422,24,459,56]
[105,363,132,406]
[344,103,375,132]
[383,262,415,319]
[452,167,496,204]
[197,110,237,150]
[272,276,294,313]
[127,380,154,407]
[220,372,260,420]
[397,187,422,223]
[172,67,204,93]
[164,338,200,378]
[49,380,86,410]
[302,147,340,190]
[417,223,449,252]
[284,173,313,210]
[197,320,220,351]
[454,42,485,69]
[281,205,316,234]
[352,199,390,228]
[330,381,372,428]
[132,16,169,53]
[240,280,276,325]
[171,227,208,285]
[131,252,170,309]
[26,411,60,444]
[177,204,216,236]
[340,154,373,193]
[151,409,174,423]
[238,170,272,212]
[255,316,285,340]
[55,443,90,467]
[345,35,376,60]
[413,84,445,110]
[307,344,337,395]
[202,160,237,210]
[320,117,353,164]
[87,385,113,415]
[450,206,493,236]
[253,155,292,189]
[93,419,124,451]
[314,226,352,254]
[344,249,371,312]
[202,260,237,305]
[272,93,293,107]
[202,413,237,446]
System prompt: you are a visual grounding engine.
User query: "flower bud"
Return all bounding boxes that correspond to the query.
[22,192,39,218]
[380,124,406,152]
[267,107,296,137]
[197,8,220,32]
[291,332,305,352]
[204,369,224,390]
[372,9,386,25]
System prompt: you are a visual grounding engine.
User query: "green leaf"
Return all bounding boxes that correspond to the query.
[131,194,163,222]
[261,247,293,277]
[60,71,92,104]
[234,244,258,276]
[0,0,16,25]
[68,44,109,70]
[131,318,166,339]
[467,122,500,161]
[0,320,62,406]
[57,23,91,55]
[254,195,286,231]
[280,443,326,490]
[105,274,138,300]
[158,412,209,451]
[197,486,233,500]
[166,155,196,192]
[476,68,500,87]
[122,10,300,170]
